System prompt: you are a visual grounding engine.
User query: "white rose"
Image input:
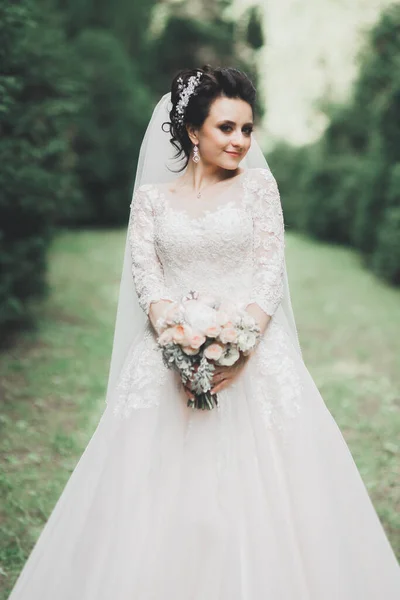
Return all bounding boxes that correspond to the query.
[218,299,239,316]
[241,313,257,329]
[237,331,257,352]
[183,300,217,334]
[217,346,240,366]
[215,309,230,327]
[236,331,247,349]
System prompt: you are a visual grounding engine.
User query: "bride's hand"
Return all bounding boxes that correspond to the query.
[210,352,252,395]
[183,380,195,401]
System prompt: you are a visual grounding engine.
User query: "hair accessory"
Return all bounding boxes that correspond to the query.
[192,144,200,163]
[174,71,203,128]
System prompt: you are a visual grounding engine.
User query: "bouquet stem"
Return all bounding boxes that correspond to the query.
[187,390,218,410]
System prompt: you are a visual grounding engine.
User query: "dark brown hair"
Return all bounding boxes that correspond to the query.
[163,65,256,170]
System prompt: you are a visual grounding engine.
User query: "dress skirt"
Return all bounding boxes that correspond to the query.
[8,318,400,599]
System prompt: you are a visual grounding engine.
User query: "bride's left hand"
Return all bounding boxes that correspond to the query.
[210,352,252,395]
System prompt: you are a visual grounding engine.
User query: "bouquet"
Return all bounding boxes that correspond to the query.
[155,291,261,410]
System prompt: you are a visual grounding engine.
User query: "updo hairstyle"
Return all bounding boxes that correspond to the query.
[164,65,256,169]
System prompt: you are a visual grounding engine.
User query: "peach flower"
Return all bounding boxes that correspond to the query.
[204,324,222,338]
[187,331,206,350]
[182,345,200,355]
[171,323,192,345]
[219,327,238,344]
[204,343,224,361]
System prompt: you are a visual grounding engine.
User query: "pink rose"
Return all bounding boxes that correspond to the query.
[182,345,200,355]
[204,343,224,361]
[204,324,221,338]
[219,327,238,344]
[171,323,192,345]
[158,329,174,346]
[187,331,206,349]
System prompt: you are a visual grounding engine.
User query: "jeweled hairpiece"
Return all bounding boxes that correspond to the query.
[173,71,203,129]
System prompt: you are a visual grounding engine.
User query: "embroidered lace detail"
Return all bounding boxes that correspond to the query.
[113,323,169,417]
[117,167,301,429]
[128,184,175,315]
[242,168,285,317]
[253,319,303,439]
[128,168,285,317]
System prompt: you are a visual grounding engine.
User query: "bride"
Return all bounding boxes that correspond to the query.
[8,65,400,599]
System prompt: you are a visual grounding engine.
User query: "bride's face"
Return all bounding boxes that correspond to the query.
[188,96,254,170]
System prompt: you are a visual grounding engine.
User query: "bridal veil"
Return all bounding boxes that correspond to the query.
[105,92,302,410]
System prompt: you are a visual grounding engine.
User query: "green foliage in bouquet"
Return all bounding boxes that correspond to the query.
[161,340,218,411]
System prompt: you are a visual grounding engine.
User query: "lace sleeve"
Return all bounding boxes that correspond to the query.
[128,185,173,315]
[246,168,285,317]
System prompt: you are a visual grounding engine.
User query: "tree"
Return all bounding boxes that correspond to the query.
[70,30,153,225]
[0,0,81,333]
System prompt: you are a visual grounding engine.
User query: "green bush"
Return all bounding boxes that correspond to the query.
[268,4,400,285]
[268,142,310,231]
[373,164,400,282]
[0,1,81,334]
[70,30,153,226]
[373,207,400,283]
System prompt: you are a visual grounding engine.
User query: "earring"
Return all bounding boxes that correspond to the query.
[192,144,200,163]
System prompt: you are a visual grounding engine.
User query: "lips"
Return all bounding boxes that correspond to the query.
[225,150,241,157]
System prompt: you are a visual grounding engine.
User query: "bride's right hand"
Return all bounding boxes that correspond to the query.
[149,299,175,334]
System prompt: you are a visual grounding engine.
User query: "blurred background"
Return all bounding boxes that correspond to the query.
[0,0,399,595]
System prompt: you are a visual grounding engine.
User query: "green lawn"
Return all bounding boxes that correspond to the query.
[0,229,399,597]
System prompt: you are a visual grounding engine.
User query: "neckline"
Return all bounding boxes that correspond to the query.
[159,168,247,204]
[150,169,251,222]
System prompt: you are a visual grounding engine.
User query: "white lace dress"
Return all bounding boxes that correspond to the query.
[8,168,400,599]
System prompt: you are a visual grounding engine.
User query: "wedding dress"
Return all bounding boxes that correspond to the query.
[8,100,400,600]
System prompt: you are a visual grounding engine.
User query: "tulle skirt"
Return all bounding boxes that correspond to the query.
[8,319,400,599]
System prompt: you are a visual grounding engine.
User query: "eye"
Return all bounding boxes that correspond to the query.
[243,126,254,136]
[219,124,233,133]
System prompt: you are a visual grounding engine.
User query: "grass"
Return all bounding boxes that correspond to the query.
[0,229,125,598]
[285,232,400,554]
[0,229,399,597]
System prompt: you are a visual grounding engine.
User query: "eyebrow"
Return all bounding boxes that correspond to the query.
[216,119,254,127]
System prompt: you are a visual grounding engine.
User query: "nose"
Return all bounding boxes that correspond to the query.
[230,131,245,149]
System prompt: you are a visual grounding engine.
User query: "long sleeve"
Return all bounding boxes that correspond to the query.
[128,184,173,315]
[246,168,285,317]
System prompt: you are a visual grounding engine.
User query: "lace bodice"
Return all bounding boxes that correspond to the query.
[128,167,285,318]
[116,167,302,429]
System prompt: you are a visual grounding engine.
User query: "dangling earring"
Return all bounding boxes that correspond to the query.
[192,144,200,163]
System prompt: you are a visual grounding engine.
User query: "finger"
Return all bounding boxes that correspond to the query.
[211,378,228,394]
[183,383,194,400]
[214,366,228,374]
[212,373,224,383]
